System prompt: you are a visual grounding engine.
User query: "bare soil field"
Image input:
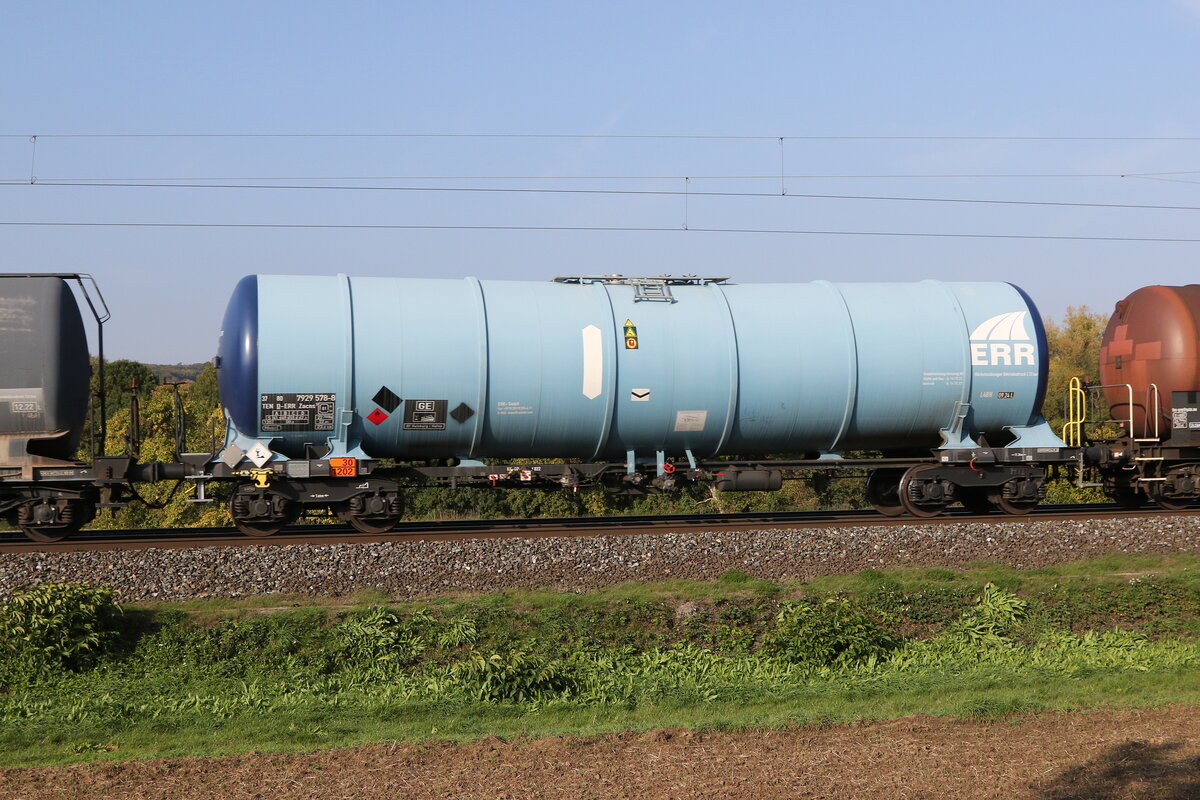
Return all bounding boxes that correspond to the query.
[4,706,1199,799]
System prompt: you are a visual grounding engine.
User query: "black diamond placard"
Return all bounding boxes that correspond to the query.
[372,386,401,413]
[450,402,475,424]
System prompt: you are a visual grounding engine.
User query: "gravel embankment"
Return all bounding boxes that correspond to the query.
[2,517,1198,601]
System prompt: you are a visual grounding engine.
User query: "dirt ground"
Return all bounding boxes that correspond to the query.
[4,706,1200,800]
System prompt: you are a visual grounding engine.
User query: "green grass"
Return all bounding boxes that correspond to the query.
[6,666,1200,767]
[4,552,1200,768]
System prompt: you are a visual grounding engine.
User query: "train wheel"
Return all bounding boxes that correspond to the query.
[14,500,89,543]
[345,492,403,534]
[229,492,300,537]
[1145,484,1194,511]
[233,519,288,537]
[348,515,400,534]
[898,466,949,518]
[988,487,1039,515]
[866,469,906,517]
[957,487,994,514]
[18,520,83,543]
[991,495,1039,515]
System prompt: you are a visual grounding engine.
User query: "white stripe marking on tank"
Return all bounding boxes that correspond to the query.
[969,311,1030,341]
[582,325,603,399]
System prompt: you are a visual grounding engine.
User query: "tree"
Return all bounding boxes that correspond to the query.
[93,378,231,529]
[78,358,159,458]
[93,358,158,407]
[1041,306,1108,435]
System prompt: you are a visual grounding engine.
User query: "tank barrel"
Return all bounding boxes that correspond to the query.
[217,275,1057,463]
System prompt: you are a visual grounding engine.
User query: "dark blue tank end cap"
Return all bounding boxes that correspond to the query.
[1007,282,1049,421]
[216,275,259,436]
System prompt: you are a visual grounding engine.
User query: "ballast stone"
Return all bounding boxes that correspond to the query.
[3,516,1200,601]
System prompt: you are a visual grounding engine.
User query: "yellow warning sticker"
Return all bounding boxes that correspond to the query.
[624,319,639,349]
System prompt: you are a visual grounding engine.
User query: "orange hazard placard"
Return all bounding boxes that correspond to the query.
[329,457,358,477]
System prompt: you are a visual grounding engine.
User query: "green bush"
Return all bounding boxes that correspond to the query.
[332,607,481,676]
[7,568,1200,763]
[1041,478,1107,505]
[952,583,1028,644]
[333,607,435,671]
[766,597,903,666]
[0,583,122,678]
[447,650,577,702]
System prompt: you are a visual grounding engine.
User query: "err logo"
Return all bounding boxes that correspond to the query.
[969,311,1036,367]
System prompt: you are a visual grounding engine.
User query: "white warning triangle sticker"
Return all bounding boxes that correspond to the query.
[247,442,273,468]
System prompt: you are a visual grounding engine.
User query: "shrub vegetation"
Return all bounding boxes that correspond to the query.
[3,554,1200,766]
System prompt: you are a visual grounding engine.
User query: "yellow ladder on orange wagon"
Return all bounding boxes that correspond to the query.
[1062,376,1086,447]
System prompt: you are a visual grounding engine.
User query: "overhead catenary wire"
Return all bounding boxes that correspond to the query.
[6,133,1199,243]
[1129,175,1200,186]
[2,220,1200,243]
[5,132,1200,141]
[4,180,1200,213]
[3,171,1196,180]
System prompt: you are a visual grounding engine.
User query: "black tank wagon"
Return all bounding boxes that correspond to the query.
[0,274,183,541]
[0,275,91,462]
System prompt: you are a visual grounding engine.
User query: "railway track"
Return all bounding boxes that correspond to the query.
[0,503,1188,553]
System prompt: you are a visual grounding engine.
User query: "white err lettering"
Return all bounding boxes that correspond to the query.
[971,342,1036,367]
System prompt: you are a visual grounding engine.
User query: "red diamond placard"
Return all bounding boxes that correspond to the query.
[367,408,389,425]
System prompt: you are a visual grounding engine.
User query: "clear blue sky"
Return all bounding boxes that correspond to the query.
[3,1,1200,362]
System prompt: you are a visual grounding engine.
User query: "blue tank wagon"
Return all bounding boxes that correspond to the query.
[210,274,1076,534]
